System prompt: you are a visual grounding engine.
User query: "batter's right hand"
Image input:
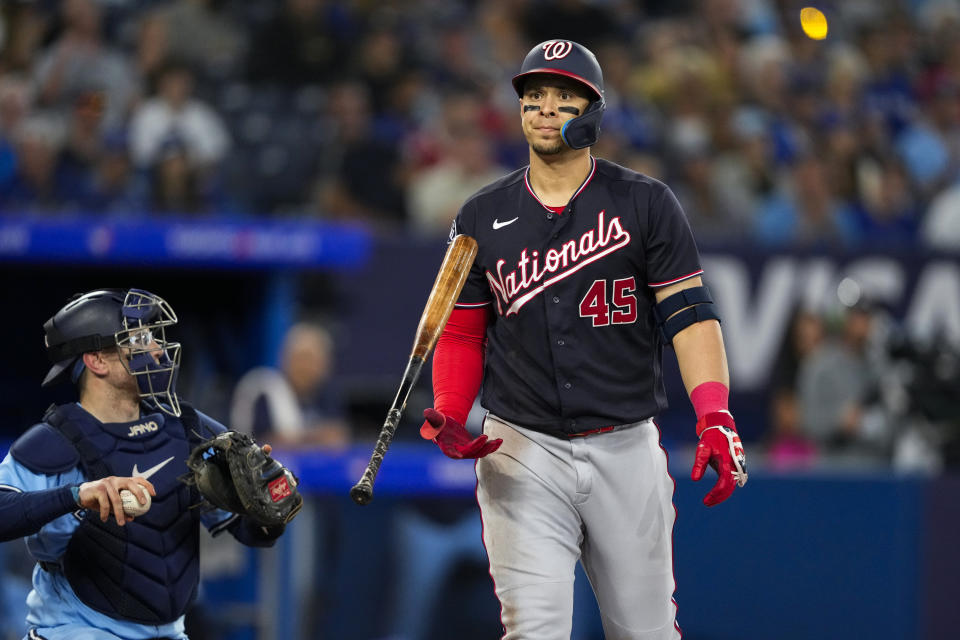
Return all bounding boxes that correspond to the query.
[420,408,502,459]
[77,476,156,525]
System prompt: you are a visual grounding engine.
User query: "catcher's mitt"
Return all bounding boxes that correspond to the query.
[184,431,303,526]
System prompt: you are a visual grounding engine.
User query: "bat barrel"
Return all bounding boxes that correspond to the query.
[411,235,478,359]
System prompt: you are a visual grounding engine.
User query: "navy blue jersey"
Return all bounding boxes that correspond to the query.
[453,157,703,437]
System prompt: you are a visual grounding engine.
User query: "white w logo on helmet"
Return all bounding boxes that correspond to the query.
[542,40,573,60]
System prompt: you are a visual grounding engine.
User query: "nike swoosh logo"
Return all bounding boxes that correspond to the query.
[493,217,519,230]
[132,456,175,480]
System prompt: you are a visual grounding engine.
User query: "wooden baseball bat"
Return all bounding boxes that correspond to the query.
[350,234,479,505]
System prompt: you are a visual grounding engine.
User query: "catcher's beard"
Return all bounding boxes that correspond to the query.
[103,351,143,398]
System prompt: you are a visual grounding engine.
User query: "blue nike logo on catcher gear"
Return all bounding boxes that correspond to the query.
[132,456,175,479]
[493,217,519,230]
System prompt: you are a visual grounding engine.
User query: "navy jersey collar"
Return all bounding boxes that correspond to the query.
[524,156,597,213]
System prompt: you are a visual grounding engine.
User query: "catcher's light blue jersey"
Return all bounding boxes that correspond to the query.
[0,452,234,640]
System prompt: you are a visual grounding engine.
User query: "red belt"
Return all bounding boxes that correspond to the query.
[566,426,615,438]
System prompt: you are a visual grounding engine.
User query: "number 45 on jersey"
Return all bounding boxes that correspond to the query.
[579,277,637,327]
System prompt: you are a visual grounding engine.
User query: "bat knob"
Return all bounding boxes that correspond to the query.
[350,483,373,506]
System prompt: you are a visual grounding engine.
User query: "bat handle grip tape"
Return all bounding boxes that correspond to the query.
[350,356,425,505]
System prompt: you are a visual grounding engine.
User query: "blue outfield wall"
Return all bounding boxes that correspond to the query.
[242,445,957,640]
[672,473,923,640]
[0,442,949,639]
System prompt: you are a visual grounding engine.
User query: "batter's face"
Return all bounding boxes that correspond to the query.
[520,76,591,155]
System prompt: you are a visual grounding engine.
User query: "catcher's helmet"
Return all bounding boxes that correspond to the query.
[43,288,182,416]
[512,40,605,149]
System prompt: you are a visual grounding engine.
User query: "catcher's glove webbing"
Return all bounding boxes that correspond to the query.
[184,431,303,526]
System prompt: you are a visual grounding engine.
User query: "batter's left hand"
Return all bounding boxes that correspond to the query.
[691,411,748,507]
[421,408,502,459]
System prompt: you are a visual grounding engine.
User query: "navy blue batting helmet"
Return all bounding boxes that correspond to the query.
[43,288,182,416]
[512,40,605,149]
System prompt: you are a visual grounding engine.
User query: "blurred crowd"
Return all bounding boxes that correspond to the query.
[765,280,960,472]
[0,0,959,247]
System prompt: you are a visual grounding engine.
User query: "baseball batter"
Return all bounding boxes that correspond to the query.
[419,40,747,639]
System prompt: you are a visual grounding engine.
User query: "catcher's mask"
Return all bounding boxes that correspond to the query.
[43,288,182,416]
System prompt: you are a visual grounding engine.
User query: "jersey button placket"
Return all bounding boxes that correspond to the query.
[542,208,573,414]
[544,275,571,412]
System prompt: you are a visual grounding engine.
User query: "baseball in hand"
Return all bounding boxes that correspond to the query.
[120,487,151,517]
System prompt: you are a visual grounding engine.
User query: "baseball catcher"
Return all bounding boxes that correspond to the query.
[0,288,293,637]
[184,430,303,527]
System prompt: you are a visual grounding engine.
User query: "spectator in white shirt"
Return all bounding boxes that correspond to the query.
[129,60,230,171]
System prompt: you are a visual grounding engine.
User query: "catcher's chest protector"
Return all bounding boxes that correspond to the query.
[45,402,204,624]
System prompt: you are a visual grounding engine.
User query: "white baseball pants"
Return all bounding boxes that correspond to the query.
[476,414,681,640]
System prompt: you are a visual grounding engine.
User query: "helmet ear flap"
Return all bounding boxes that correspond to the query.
[560,99,605,149]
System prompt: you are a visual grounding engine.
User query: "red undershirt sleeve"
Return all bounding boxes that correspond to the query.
[431,306,490,425]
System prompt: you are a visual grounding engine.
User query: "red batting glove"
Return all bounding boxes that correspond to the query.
[691,411,748,507]
[420,408,502,459]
